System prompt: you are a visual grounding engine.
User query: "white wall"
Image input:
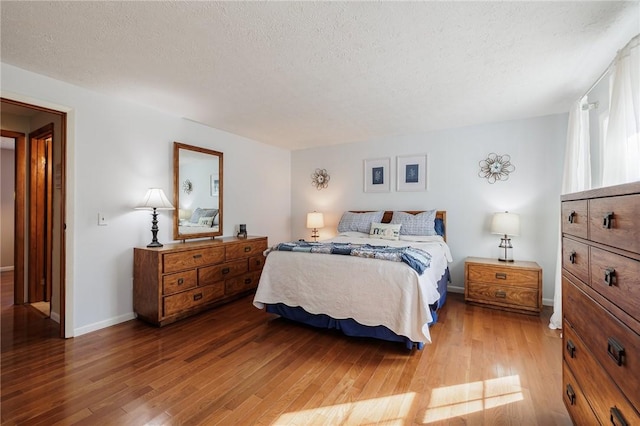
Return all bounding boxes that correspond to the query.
[291,114,567,304]
[1,63,291,336]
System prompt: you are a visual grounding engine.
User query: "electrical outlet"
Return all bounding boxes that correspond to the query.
[98,213,107,226]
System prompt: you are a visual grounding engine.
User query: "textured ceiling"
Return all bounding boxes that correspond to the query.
[1,1,638,150]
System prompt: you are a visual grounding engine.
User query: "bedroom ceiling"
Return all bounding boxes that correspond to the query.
[1,1,638,151]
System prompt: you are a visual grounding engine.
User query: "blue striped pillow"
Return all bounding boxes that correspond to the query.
[390,210,437,236]
[337,211,385,234]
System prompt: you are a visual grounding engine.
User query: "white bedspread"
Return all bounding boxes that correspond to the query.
[253,234,452,344]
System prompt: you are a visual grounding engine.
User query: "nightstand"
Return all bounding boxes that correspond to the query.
[464,256,542,315]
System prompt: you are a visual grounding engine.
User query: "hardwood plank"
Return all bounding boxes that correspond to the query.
[1,270,571,425]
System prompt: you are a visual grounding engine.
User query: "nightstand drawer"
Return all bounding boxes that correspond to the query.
[467,264,539,289]
[467,282,539,310]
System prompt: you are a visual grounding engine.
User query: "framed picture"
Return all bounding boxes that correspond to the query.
[210,176,219,196]
[397,154,427,191]
[363,158,390,193]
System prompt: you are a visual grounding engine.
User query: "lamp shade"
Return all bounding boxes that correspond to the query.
[135,188,175,210]
[491,211,520,236]
[306,212,324,229]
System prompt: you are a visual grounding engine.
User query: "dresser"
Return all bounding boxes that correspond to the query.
[464,257,542,314]
[134,236,268,326]
[561,182,640,425]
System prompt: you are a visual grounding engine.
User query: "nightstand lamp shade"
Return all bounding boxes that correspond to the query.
[136,188,175,248]
[306,212,324,242]
[491,211,520,262]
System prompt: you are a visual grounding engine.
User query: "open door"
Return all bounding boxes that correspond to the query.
[28,124,54,304]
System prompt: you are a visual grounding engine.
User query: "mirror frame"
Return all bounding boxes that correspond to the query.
[173,142,224,240]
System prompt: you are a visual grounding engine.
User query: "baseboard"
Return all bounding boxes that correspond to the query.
[74,312,136,337]
[50,310,61,323]
[0,266,15,272]
[447,285,464,294]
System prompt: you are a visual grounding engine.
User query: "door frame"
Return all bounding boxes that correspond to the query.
[1,98,67,338]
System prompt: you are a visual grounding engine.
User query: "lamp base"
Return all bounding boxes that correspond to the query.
[147,208,163,248]
[498,235,514,262]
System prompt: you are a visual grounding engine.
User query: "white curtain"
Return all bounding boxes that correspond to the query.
[549,97,591,329]
[602,35,640,186]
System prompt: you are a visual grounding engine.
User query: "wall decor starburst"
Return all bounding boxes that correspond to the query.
[311,168,330,190]
[479,153,515,184]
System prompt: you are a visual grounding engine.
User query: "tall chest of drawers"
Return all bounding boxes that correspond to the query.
[561,182,640,424]
[134,236,268,326]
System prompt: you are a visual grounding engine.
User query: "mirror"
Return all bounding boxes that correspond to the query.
[173,142,223,240]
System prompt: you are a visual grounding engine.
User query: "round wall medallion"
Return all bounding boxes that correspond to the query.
[311,168,330,190]
[479,153,515,184]
[182,179,193,194]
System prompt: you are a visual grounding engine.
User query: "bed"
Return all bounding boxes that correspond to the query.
[253,210,452,350]
[177,207,219,234]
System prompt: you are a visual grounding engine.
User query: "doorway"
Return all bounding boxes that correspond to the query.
[0,98,66,338]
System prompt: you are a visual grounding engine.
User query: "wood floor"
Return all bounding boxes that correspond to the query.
[1,270,571,425]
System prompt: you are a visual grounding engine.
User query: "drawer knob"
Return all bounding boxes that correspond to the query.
[495,290,506,298]
[566,339,576,358]
[193,254,203,259]
[222,267,230,275]
[607,337,625,366]
[244,278,252,285]
[193,293,203,301]
[565,384,576,405]
[603,212,614,229]
[567,210,576,223]
[177,278,184,285]
[604,268,616,286]
[610,407,628,426]
[244,246,252,252]
[495,272,507,280]
[569,251,577,264]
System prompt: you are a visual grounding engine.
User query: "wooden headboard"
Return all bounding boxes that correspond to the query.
[350,210,447,241]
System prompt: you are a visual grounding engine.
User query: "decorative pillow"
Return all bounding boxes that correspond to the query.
[390,210,437,236]
[337,211,385,234]
[189,208,218,224]
[369,222,401,241]
[197,216,213,227]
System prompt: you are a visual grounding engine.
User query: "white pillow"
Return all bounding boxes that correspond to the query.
[197,217,213,227]
[369,222,401,241]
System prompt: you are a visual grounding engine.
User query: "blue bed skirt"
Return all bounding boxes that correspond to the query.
[265,268,450,350]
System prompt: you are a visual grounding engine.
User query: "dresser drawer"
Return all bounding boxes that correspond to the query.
[163,246,225,273]
[466,264,539,289]
[466,282,539,311]
[562,362,597,426]
[225,239,268,261]
[563,277,640,409]
[162,270,197,295]
[590,194,640,254]
[562,238,589,284]
[249,254,266,271]
[562,200,588,239]
[563,322,640,425]
[163,283,225,316]
[199,259,248,285]
[225,271,261,296]
[590,247,640,323]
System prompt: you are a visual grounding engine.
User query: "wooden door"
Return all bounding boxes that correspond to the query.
[28,124,53,302]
